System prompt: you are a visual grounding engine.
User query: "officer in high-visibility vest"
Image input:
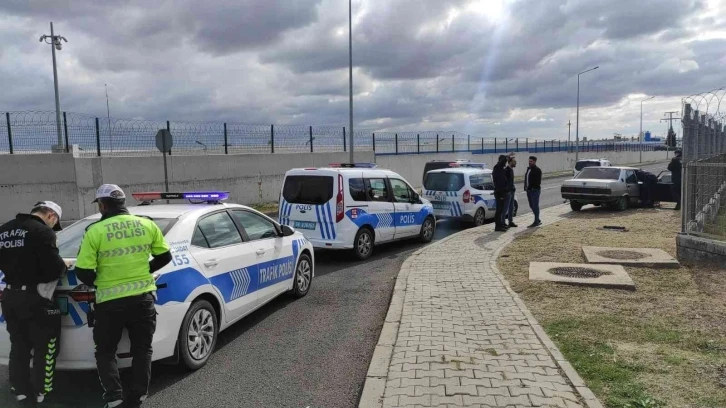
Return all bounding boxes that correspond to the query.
[74,184,171,408]
[0,201,67,405]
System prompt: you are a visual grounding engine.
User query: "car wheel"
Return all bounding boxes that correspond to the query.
[178,299,218,371]
[291,253,312,298]
[419,216,435,242]
[570,201,583,212]
[474,208,486,226]
[354,228,374,260]
[616,196,629,211]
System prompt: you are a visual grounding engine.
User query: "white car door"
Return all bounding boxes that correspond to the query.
[366,177,395,242]
[230,210,295,307]
[389,178,423,238]
[189,211,259,324]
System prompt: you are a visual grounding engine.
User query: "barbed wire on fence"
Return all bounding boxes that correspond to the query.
[682,87,726,122]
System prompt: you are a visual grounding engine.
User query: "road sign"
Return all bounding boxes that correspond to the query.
[155,129,173,153]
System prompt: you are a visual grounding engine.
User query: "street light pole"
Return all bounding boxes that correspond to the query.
[348,0,354,163]
[639,96,655,163]
[40,22,68,151]
[567,120,571,153]
[575,66,598,162]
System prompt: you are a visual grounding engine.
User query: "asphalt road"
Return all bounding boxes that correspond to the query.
[0,161,669,408]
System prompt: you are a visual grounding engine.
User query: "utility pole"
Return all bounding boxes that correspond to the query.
[348,0,354,163]
[660,111,681,154]
[567,120,571,153]
[40,22,68,152]
[575,66,599,162]
[105,84,112,152]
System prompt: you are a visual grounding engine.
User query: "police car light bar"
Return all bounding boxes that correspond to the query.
[328,163,378,168]
[131,191,230,203]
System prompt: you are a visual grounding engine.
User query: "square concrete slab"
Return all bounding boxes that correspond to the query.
[529,262,635,290]
[582,246,680,268]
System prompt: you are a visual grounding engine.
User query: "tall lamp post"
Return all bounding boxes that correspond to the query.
[348,0,354,163]
[575,66,598,162]
[39,22,68,152]
[639,95,655,163]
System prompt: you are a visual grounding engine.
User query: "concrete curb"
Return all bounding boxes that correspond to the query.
[358,204,604,408]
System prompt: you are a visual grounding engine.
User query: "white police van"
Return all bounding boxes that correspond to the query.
[422,168,518,226]
[0,191,314,371]
[279,163,436,260]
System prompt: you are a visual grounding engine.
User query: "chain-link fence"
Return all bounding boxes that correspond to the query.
[681,98,726,242]
[0,110,671,158]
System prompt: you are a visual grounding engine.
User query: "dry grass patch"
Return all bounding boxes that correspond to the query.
[498,206,726,408]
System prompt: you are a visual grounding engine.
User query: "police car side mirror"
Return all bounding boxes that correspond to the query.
[280,224,295,237]
[410,193,420,203]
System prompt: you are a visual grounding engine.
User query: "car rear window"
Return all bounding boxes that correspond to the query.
[423,172,465,191]
[576,168,621,180]
[422,162,454,181]
[57,217,174,258]
[283,175,334,204]
[575,161,601,171]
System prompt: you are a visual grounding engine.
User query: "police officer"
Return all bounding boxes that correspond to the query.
[0,201,67,405]
[74,185,171,408]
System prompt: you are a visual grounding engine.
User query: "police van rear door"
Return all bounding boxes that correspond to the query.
[280,170,337,242]
[422,171,466,217]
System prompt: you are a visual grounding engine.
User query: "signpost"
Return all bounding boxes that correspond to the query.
[156,129,173,194]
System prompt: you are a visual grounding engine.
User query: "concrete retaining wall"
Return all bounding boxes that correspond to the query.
[376,150,671,188]
[676,233,726,266]
[1,149,668,222]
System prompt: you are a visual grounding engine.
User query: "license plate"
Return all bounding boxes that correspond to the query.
[56,296,69,315]
[434,196,447,202]
[433,202,451,210]
[293,221,317,230]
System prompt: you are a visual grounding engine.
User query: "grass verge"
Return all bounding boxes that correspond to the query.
[498,206,726,408]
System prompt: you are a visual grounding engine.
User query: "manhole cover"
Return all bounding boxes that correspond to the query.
[597,250,649,260]
[548,267,611,279]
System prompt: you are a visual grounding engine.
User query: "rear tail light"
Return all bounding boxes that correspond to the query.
[336,174,344,223]
[69,285,96,303]
[463,190,471,203]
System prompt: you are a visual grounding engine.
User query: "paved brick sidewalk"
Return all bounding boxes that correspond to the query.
[359,204,602,408]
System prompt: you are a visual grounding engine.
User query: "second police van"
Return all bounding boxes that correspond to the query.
[279,163,436,260]
[422,167,518,226]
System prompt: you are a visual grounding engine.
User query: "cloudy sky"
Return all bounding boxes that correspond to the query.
[0,0,724,140]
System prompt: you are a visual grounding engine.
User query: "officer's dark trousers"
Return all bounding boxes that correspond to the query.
[494,192,506,227]
[1,288,61,398]
[93,292,156,406]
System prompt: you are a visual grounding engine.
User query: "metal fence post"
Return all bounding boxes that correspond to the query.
[516,138,519,152]
[63,112,69,153]
[417,134,420,154]
[224,123,228,154]
[310,126,314,153]
[467,135,470,152]
[167,120,171,155]
[495,138,497,153]
[505,138,508,152]
[372,133,375,153]
[271,124,275,153]
[6,112,13,154]
[451,134,455,152]
[436,134,439,152]
[526,138,528,152]
[95,117,101,157]
[395,133,398,154]
[559,140,561,152]
[481,138,484,153]
[343,127,346,152]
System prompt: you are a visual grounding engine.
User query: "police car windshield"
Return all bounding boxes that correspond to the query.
[57,218,174,259]
[576,168,621,180]
[423,173,465,191]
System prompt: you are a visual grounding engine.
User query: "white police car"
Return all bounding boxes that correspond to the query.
[0,191,314,370]
[423,168,518,226]
[279,163,435,260]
